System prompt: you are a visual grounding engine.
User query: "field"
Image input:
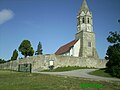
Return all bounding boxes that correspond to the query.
[0,70,120,90]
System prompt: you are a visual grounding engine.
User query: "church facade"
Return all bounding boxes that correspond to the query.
[55,0,99,59]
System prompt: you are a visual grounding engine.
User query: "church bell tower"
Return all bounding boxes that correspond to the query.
[75,0,99,58]
[77,0,93,33]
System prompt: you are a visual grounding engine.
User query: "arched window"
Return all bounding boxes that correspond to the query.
[82,17,85,23]
[88,18,89,23]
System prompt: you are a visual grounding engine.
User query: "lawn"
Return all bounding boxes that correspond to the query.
[0,70,120,90]
[42,66,95,72]
[89,68,118,78]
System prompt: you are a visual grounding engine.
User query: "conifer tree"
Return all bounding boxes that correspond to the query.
[11,49,18,60]
[35,42,43,55]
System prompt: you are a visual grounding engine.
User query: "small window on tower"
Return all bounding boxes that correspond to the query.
[88,18,89,23]
[88,42,91,47]
[82,17,85,23]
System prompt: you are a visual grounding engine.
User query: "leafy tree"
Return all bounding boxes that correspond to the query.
[105,31,120,78]
[106,32,120,44]
[28,47,34,56]
[118,19,120,23]
[11,49,18,60]
[35,42,43,55]
[0,59,6,64]
[18,40,34,58]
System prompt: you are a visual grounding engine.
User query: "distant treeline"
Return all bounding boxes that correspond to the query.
[0,59,6,64]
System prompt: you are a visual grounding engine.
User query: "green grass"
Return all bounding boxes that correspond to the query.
[89,68,117,78]
[42,66,96,72]
[0,70,120,90]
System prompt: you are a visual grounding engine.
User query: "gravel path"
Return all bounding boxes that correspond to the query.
[33,69,120,82]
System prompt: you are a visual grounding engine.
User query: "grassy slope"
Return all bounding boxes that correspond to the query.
[42,66,95,72]
[89,69,117,78]
[0,70,120,90]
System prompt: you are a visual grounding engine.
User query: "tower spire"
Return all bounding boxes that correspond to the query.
[80,0,89,12]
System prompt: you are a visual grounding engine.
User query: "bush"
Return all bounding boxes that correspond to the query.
[111,66,120,78]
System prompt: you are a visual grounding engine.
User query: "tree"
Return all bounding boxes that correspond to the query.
[28,47,34,56]
[0,59,6,64]
[11,49,18,60]
[118,19,120,23]
[35,42,43,55]
[105,31,120,78]
[18,40,34,58]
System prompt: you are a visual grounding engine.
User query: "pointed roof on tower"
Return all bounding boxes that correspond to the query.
[80,0,89,12]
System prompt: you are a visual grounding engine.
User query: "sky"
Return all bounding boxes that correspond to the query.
[0,0,120,60]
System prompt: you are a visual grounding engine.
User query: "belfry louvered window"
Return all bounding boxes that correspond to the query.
[82,17,85,23]
[88,18,89,23]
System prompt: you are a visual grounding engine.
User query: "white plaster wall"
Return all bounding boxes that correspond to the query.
[62,52,70,56]
[73,39,80,57]
[66,52,69,56]
[68,39,80,57]
[69,39,80,57]
[70,47,73,56]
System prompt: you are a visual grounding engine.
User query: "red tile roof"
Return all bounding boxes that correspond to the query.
[55,40,78,55]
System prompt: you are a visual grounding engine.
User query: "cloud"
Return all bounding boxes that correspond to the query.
[0,9,14,25]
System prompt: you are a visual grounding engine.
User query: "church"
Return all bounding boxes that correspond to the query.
[0,0,108,71]
[55,0,99,59]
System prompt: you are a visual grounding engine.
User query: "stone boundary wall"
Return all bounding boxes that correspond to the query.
[0,54,108,72]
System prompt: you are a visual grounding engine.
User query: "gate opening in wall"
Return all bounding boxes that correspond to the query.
[18,63,32,73]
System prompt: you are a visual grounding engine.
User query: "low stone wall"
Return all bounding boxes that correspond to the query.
[0,60,19,71]
[0,54,108,72]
